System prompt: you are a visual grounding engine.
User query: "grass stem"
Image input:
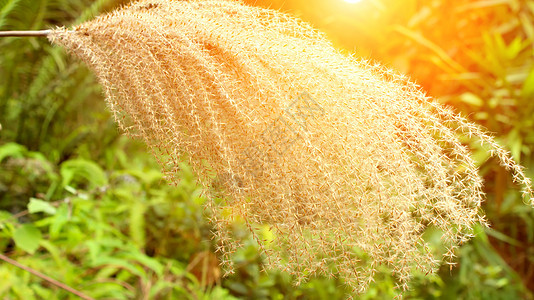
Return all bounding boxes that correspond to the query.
[0,30,51,37]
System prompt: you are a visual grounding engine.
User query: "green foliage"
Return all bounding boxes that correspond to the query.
[12,224,42,254]
[0,0,120,163]
[435,227,528,300]
[28,198,57,215]
[0,140,225,299]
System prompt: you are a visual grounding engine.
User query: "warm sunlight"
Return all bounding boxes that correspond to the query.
[343,0,362,3]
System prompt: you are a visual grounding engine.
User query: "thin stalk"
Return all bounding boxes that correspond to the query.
[0,30,51,37]
[0,253,95,300]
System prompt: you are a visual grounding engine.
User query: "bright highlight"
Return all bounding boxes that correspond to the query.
[344,0,362,3]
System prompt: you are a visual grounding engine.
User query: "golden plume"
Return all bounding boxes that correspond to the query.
[47,0,532,293]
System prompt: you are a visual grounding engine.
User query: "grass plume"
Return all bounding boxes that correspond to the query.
[48,0,533,293]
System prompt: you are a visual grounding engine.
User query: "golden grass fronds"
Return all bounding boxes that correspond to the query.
[48,0,533,293]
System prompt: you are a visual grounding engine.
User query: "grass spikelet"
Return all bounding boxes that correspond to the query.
[47,0,533,293]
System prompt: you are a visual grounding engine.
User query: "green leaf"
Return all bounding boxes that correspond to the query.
[0,0,22,29]
[504,37,523,60]
[60,159,108,188]
[459,92,483,107]
[507,129,522,162]
[39,240,63,268]
[28,198,57,215]
[484,227,522,247]
[49,204,70,239]
[0,210,13,230]
[91,256,147,279]
[13,224,42,254]
[0,142,27,163]
[521,67,534,98]
[129,201,146,249]
[122,251,163,276]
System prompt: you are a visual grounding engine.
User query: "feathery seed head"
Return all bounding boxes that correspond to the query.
[48,0,533,293]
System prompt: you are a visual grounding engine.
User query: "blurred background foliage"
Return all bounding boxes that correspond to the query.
[0,0,533,298]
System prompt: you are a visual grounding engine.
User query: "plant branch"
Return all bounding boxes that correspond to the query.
[0,30,51,37]
[0,253,95,300]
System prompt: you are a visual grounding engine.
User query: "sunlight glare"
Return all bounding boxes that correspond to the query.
[344,0,362,3]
